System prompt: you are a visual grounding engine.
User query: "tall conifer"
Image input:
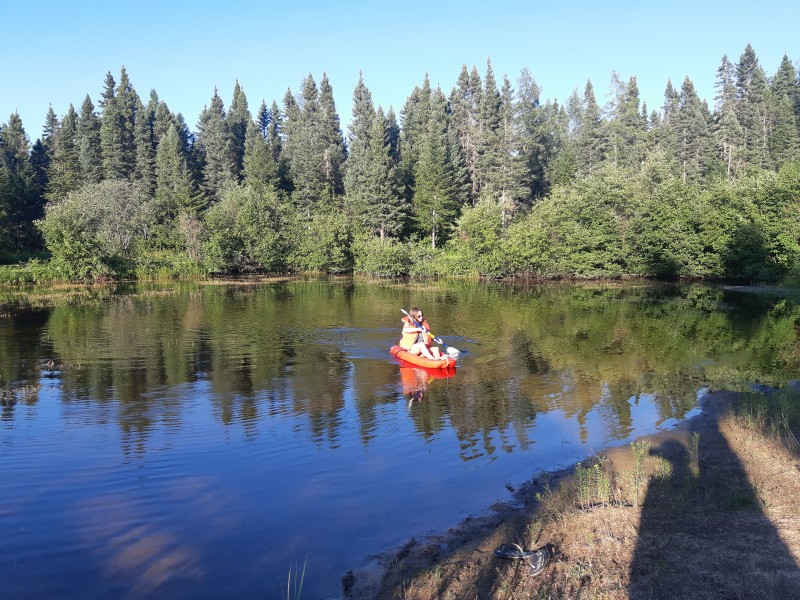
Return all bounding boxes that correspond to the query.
[77,95,102,184]
[196,88,235,201]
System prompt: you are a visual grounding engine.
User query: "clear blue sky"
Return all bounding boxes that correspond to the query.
[2,0,798,140]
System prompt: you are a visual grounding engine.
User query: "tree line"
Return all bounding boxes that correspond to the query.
[1,43,799,282]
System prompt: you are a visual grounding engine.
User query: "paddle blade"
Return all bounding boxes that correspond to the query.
[445,346,460,358]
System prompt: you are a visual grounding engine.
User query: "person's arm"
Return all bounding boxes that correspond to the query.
[402,322,423,334]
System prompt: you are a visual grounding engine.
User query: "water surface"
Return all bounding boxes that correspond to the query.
[1,279,798,598]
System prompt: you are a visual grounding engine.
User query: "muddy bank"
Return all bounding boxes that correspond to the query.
[344,385,800,599]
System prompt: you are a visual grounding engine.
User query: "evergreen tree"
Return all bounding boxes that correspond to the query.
[399,74,432,200]
[155,123,201,222]
[476,59,503,200]
[99,71,125,179]
[227,81,251,181]
[713,54,744,178]
[344,73,377,223]
[47,104,82,201]
[289,74,327,213]
[134,93,157,195]
[673,76,713,183]
[31,107,59,197]
[77,95,102,184]
[652,80,680,159]
[385,107,401,163]
[195,88,235,201]
[29,139,49,209]
[413,87,459,248]
[577,80,606,172]
[319,73,346,200]
[609,75,647,169]
[242,119,278,189]
[115,67,139,177]
[256,101,271,139]
[734,44,769,168]
[362,107,405,240]
[449,64,481,204]
[495,75,530,225]
[0,113,39,250]
[267,100,290,191]
[767,54,800,167]
[517,68,561,198]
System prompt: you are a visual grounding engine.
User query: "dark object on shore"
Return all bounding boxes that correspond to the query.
[493,543,552,576]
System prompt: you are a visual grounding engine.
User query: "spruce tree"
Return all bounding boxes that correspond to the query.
[608,75,647,169]
[195,88,235,201]
[319,73,346,201]
[399,74,432,200]
[134,93,157,195]
[476,59,503,201]
[267,100,290,191]
[713,54,744,178]
[767,54,800,167]
[115,67,139,177]
[99,71,125,179]
[243,119,278,190]
[227,81,251,181]
[155,123,201,221]
[449,64,481,204]
[0,113,39,249]
[385,107,401,163]
[496,76,530,224]
[47,104,82,201]
[413,87,458,248]
[673,77,713,183]
[363,107,405,240]
[288,75,327,213]
[578,80,606,171]
[344,73,377,224]
[256,101,271,139]
[77,94,103,184]
[517,68,559,199]
[734,44,769,168]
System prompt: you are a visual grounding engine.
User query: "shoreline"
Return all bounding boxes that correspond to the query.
[344,383,800,599]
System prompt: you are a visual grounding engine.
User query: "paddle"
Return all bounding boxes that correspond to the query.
[401,308,460,358]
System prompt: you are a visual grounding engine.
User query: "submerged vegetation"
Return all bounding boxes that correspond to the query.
[1,44,800,282]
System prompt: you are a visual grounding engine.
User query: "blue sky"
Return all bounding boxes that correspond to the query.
[2,0,798,140]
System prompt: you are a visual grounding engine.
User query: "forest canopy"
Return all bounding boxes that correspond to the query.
[1,43,799,282]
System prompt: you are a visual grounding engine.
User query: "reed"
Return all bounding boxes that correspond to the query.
[282,556,307,600]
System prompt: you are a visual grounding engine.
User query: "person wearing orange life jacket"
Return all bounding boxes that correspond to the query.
[399,306,445,361]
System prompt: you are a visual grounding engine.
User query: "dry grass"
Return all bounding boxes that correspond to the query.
[347,388,800,599]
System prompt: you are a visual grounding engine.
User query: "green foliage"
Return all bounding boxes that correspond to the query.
[202,184,286,273]
[133,248,204,280]
[286,208,352,274]
[352,235,410,277]
[448,200,508,277]
[37,180,156,280]
[5,51,800,284]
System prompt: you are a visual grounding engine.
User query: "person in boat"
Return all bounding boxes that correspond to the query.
[399,307,445,361]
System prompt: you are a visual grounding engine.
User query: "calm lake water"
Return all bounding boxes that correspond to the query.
[1,278,798,599]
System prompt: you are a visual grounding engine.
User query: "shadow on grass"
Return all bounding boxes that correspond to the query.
[628,413,800,599]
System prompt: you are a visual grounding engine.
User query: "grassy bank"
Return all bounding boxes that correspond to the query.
[350,385,800,599]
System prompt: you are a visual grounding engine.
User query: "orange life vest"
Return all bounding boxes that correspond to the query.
[399,316,431,350]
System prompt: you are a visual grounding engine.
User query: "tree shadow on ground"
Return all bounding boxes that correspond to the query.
[629,415,800,599]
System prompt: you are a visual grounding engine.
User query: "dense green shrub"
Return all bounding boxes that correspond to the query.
[352,235,410,277]
[286,208,352,274]
[202,184,286,273]
[37,180,156,280]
